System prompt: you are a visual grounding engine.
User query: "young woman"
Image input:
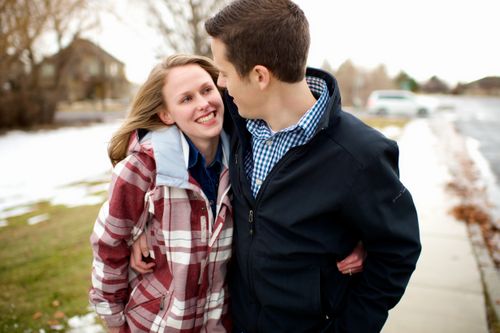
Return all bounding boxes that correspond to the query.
[89,55,232,332]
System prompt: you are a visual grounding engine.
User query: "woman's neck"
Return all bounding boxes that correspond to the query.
[190,136,220,165]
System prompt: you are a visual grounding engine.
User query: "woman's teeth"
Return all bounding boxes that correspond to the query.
[197,112,215,123]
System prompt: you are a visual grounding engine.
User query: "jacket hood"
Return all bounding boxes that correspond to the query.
[127,126,230,189]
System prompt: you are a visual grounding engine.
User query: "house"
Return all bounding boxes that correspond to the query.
[39,38,130,102]
[459,76,500,96]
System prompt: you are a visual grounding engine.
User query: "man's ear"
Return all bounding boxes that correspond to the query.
[158,109,175,125]
[252,65,271,90]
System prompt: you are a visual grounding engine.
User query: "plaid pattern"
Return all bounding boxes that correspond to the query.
[89,129,232,332]
[245,76,329,196]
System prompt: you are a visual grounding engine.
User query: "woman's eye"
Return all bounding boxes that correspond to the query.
[181,96,192,103]
[202,87,213,94]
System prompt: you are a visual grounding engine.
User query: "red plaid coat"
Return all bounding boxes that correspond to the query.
[89,127,233,332]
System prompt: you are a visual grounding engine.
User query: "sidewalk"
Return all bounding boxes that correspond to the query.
[382,119,489,333]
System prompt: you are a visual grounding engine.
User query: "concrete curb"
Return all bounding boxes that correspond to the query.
[468,223,500,325]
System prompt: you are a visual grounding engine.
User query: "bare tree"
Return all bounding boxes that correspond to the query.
[0,0,109,128]
[144,0,228,57]
[335,59,359,107]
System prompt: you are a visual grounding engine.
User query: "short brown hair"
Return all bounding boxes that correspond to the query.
[205,0,309,83]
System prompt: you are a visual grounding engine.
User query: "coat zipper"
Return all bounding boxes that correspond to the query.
[242,129,327,305]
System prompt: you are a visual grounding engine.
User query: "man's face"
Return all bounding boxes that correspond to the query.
[210,38,261,119]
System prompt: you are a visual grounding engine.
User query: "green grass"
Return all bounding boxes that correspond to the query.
[0,201,102,332]
[358,115,410,130]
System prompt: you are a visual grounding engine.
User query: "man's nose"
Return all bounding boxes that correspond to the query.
[217,75,226,88]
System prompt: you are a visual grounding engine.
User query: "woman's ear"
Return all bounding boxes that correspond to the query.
[158,110,175,125]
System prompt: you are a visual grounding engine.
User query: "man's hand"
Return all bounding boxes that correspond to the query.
[337,242,366,275]
[130,232,155,274]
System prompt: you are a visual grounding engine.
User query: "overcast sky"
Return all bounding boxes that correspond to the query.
[85,0,500,86]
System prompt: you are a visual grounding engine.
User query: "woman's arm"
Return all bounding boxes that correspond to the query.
[89,152,154,328]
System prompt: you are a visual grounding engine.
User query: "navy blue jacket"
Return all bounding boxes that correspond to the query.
[223,68,421,333]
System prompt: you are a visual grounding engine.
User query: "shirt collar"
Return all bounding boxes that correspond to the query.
[246,76,329,139]
[185,134,223,170]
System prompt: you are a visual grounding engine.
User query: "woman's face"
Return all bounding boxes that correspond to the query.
[160,64,224,149]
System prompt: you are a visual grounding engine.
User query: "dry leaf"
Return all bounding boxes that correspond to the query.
[53,311,65,319]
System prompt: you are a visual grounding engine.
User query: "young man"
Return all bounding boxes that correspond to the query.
[204,0,421,332]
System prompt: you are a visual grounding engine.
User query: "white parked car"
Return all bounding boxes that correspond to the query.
[366,90,429,117]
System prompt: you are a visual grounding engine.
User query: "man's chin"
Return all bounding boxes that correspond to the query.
[236,108,253,120]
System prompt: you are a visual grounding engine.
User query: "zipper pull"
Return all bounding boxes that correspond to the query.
[160,296,165,310]
[249,210,254,236]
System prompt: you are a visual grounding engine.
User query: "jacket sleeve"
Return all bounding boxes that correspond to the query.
[89,152,154,327]
[335,140,421,333]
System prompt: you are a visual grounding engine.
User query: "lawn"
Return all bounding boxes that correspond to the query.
[0,201,101,332]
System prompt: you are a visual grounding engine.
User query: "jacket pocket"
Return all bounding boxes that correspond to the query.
[320,265,349,318]
[253,256,322,317]
[124,275,172,331]
[126,295,169,332]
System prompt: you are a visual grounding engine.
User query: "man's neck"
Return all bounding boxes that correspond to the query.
[262,78,317,132]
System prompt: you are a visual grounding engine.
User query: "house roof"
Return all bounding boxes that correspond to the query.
[467,76,500,89]
[42,37,125,66]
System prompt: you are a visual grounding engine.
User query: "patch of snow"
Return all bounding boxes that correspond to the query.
[27,213,50,225]
[50,184,107,208]
[67,313,105,333]
[0,122,119,215]
[50,324,64,331]
[0,206,34,220]
[465,137,500,223]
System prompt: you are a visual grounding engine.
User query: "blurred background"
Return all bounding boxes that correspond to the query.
[0,0,499,332]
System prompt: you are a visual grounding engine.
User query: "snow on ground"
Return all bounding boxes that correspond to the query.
[465,137,500,221]
[66,313,105,333]
[0,122,120,223]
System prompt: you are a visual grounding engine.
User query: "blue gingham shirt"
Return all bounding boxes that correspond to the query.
[245,76,329,196]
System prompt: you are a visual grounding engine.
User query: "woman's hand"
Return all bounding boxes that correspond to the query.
[130,232,155,274]
[108,326,123,333]
[337,242,366,275]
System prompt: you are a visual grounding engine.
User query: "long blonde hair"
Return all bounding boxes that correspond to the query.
[108,54,220,166]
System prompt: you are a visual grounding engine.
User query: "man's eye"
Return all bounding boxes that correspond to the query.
[181,96,192,103]
[202,87,213,94]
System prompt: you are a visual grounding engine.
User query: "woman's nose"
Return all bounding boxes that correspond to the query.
[196,96,210,111]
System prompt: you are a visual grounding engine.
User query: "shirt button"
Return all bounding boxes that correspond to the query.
[255,179,263,186]
[266,139,273,146]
